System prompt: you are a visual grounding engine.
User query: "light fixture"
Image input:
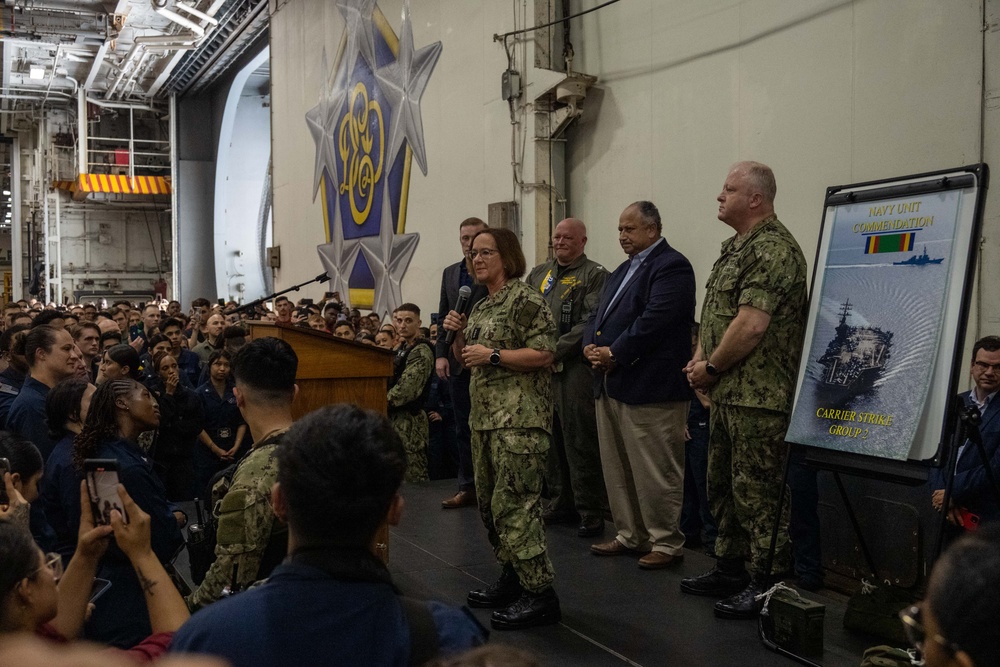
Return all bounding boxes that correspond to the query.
[29,66,45,80]
[2,190,9,195]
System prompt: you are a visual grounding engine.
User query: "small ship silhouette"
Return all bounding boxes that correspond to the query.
[893,246,943,266]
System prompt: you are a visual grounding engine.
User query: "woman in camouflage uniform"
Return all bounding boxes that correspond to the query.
[442,227,560,631]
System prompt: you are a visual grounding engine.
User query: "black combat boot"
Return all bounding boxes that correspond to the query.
[679,558,750,597]
[713,575,768,619]
[490,587,562,630]
[467,565,523,609]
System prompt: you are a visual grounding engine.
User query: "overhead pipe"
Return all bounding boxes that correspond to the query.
[106,6,210,100]
[106,33,199,99]
[1,91,73,101]
[41,44,61,106]
[85,96,158,112]
[116,50,150,101]
[154,7,206,37]
[175,2,219,26]
[8,0,103,15]
[143,44,198,53]
[6,83,74,94]
[147,0,227,99]
[77,88,87,175]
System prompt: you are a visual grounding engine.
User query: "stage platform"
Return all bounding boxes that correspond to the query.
[390,480,879,667]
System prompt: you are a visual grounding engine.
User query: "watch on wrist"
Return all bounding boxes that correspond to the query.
[490,348,502,366]
[705,361,720,377]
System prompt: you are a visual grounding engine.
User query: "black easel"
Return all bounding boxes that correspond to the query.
[225,272,330,317]
[757,395,1000,667]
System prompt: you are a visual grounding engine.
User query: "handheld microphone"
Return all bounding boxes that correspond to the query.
[445,285,473,345]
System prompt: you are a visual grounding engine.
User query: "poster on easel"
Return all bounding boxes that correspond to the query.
[786,165,988,471]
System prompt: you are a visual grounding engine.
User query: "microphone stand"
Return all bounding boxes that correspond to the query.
[225,273,330,317]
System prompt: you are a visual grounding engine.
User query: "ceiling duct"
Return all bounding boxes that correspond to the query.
[157,0,268,97]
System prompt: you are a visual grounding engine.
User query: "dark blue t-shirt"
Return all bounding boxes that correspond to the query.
[169,561,486,667]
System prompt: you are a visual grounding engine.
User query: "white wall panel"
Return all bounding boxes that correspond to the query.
[269,0,996,331]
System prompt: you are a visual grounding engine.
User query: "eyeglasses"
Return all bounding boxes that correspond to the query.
[467,249,499,260]
[29,552,64,583]
[973,361,1000,373]
[898,605,961,656]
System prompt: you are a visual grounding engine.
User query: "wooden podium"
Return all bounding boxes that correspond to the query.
[245,321,395,559]
[245,321,394,418]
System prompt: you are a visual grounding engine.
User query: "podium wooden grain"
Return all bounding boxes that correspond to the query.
[246,321,395,561]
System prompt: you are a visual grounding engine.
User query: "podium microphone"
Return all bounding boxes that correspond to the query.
[445,285,472,345]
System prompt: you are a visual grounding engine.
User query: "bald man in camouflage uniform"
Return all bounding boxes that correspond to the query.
[388,303,434,482]
[682,161,808,619]
[526,218,609,537]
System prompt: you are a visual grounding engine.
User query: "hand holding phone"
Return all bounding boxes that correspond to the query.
[76,479,113,563]
[84,459,128,526]
[108,484,154,562]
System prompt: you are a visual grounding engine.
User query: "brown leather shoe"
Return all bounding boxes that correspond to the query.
[590,539,644,556]
[442,490,476,509]
[638,551,684,570]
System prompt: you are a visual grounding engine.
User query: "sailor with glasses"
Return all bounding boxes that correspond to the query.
[899,525,999,667]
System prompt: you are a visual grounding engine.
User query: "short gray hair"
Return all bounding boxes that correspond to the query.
[630,201,662,234]
[736,161,776,202]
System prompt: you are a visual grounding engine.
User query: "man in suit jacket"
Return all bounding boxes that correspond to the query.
[583,201,696,569]
[931,335,1000,529]
[435,217,488,508]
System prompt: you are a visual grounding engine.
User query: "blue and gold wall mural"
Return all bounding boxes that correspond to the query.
[311,0,442,316]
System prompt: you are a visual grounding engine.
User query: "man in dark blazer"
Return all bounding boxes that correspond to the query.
[583,201,695,569]
[931,335,1000,531]
[436,217,488,508]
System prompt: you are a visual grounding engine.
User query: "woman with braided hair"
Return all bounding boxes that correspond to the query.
[70,379,185,649]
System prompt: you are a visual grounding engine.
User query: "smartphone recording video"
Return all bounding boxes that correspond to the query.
[84,459,127,526]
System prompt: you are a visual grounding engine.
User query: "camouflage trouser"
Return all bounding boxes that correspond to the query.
[472,427,555,592]
[708,403,791,575]
[391,411,429,482]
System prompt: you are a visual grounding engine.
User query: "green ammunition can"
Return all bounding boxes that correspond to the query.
[769,590,825,657]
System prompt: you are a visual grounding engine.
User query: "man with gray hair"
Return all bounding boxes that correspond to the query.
[682,161,808,619]
[526,218,609,538]
[583,201,696,569]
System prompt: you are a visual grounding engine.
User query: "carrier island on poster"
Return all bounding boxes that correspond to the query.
[785,189,962,461]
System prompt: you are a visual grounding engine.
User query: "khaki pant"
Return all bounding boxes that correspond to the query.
[595,395,688,555]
